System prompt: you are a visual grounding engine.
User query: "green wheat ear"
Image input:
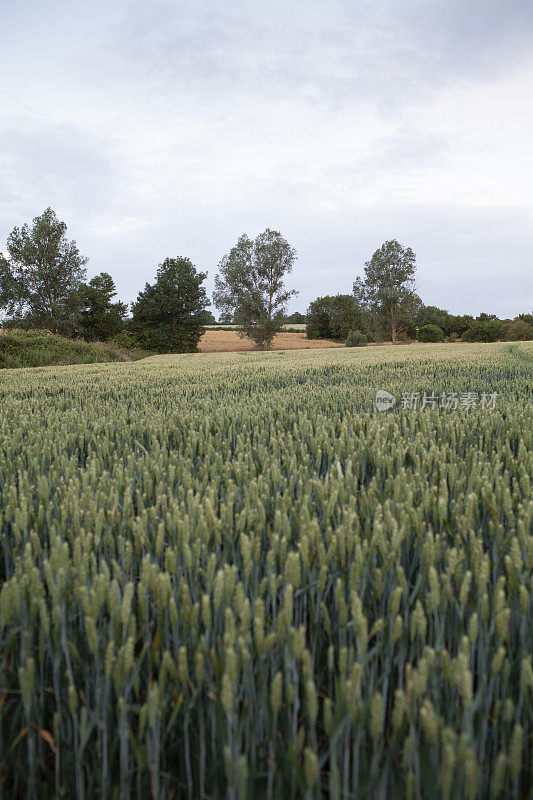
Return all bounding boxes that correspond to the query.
[0,342,531,797]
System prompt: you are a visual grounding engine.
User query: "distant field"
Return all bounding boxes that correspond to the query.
[199,329,341,351]
[0,342,531,798]
[204,323,307,331]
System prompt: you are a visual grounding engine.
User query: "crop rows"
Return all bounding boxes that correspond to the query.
[0,342,531,798]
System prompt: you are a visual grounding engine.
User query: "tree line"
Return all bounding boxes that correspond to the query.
[0,208,531,352]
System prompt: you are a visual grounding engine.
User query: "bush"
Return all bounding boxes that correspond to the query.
[503,319,533,341]
[415,306,454,336]
[448,315,475,336]
[463,319,503,342]
[0,330,124,368]
[346,329,367,347]
[0,330,153,369]
[307,295,368,341]
[0,334,25,356]
[285,312,307,324]
[110,331,142,350]
[396,329,414,343]
[418,324,445,343]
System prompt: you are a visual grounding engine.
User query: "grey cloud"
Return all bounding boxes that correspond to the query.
[102,0,533,110]
[321,128,450,183]
[0,120,120,222]
[0,118,138,283]
[1,1,530,320]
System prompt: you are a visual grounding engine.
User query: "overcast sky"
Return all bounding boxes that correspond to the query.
[1,0,532,317]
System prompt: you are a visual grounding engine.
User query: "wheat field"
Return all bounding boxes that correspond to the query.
[0,342,531,799]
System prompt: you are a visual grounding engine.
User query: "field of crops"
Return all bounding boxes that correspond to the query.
[198,330,341,352]
[203,324,308,331]
[0,342,531,799]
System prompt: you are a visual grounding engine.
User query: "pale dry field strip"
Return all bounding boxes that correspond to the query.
[198,330,343,351]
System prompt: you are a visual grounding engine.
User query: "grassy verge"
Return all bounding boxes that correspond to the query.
[0,330,151,368]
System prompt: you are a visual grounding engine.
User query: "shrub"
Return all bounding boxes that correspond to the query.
[463,319,504,342]
[449,314,475,336]
[415,306,454,336]
[503,318,533,341]
[396,329,414,343]
[285,312,307,324]
[418,324,445,343]
[346,329,368,347]
[307,295,368,341]
[0,330,126,368]
[0,333,25,356]
[110,331,142,350]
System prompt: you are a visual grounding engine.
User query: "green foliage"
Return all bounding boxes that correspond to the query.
[503,318,533,341]
[418,324,445,343]
[0,342,531,798]
[452,314,475,336]
[72,272,128,341]
[415,306,489,339]
[285,311,307,324]
[464,319,504,342]
[307,294,368,340]
[0,329,148,368]
[346,329,368,346]
[416,305,457,336]
[213,229,297,349]
[109,331,141,350]
[353,240,420,344]
[0,207,88,332]
[130,256,209,353]
[203,323,240,330]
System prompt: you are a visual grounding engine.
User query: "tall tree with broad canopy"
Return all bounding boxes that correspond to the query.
[353,240,418,344]
[130,257,209,353]
[0,207,88,332]
[213,229,297,349]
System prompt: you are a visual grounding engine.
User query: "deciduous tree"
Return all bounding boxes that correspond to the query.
[213,229,297,349]
[353,240,418,344]
[0,208,87,332]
